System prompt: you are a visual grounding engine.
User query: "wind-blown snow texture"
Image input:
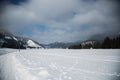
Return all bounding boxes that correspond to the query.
[0,49,120,80]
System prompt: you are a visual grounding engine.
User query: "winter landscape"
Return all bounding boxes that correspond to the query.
[0,0,120,80]
[1,25,119,80]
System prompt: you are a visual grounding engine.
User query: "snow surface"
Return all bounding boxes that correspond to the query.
[0,49,120,80]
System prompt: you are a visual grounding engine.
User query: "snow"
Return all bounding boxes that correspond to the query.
[12,36,18,41]
[4,36,12,39]
[0,49,120,80]
[27,40,42,48]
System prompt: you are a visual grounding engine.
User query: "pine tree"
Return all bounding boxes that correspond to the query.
[102,36,111,48]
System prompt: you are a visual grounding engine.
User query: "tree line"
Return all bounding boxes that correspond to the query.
[102,36,120,49]
[69,35,120,49]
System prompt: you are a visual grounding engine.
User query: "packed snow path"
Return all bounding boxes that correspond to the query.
[0,49,120,80]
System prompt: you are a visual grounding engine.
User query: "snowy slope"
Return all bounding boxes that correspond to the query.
[0,49,120,80]
[27,40,42,48]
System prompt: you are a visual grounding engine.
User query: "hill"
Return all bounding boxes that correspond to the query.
[0,29,43,49]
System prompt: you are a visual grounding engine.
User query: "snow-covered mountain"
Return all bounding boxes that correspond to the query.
[45,42,75,49]
[44,40,99,49]
[0,29,43,49]
[27,40,42,48]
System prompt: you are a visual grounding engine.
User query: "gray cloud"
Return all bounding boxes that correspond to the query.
[0,0,120,44]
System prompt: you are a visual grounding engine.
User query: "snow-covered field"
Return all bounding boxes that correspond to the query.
[0,49,120,80]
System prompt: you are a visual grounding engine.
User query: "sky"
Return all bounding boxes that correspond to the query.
[0,0,120,44]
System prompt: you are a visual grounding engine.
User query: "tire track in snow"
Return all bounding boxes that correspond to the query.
[12,53,39,80]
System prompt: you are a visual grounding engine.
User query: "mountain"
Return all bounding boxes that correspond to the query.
[45,40,100,49]
[26,39,43,48]
[44,42,76,49]
[0,29,43,49]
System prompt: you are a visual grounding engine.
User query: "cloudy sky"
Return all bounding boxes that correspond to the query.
[0,0,120,44]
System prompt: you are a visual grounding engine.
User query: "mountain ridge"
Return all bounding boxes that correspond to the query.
[0,29,43,49]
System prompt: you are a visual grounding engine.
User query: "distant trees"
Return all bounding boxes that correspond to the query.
[110,36,119,48]
[93,42,101,49]
[102,36,111,48]
[69,41,101,49]
[69,44,82,49]
[69,36,120,49]
[102,36,120,49]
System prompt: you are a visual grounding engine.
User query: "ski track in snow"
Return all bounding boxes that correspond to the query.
[0,49,120,80]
